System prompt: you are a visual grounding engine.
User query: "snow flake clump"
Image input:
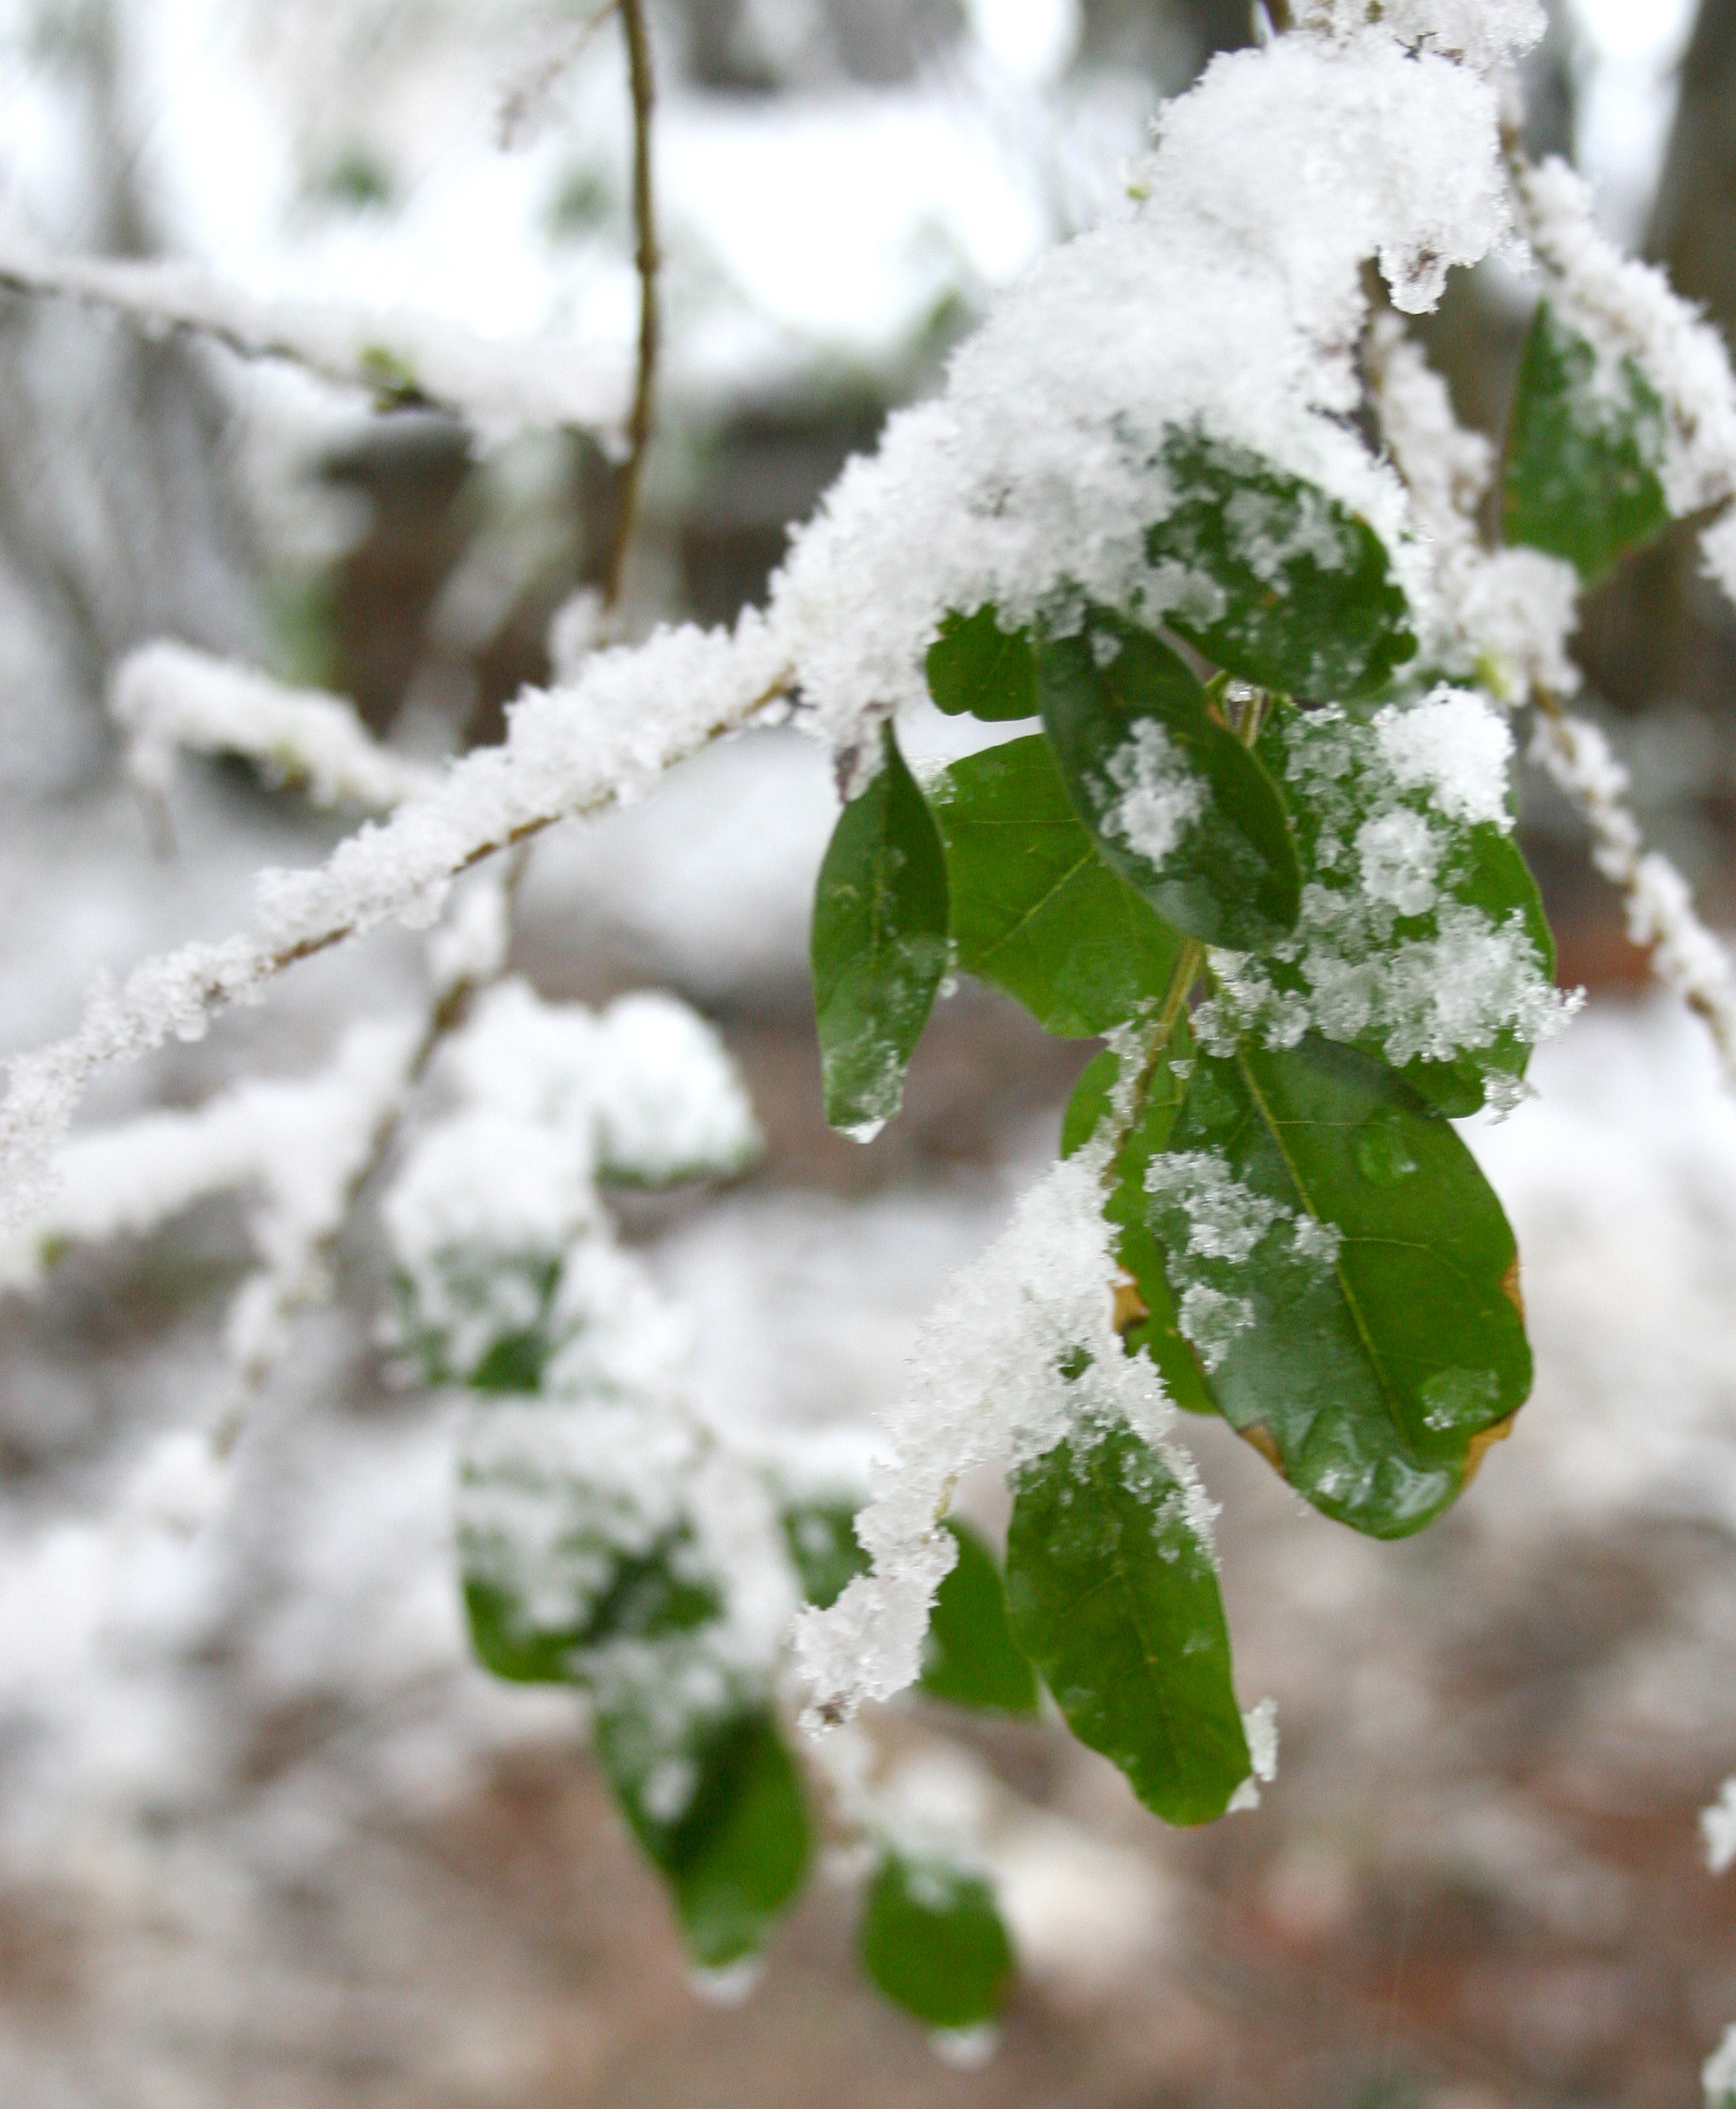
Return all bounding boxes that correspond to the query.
[771,25,1519,764]
[1198,694,1573,1088]
[1145,1149,1341,1373]
[794,1145,1205,1729]
[1099,722,1209,867]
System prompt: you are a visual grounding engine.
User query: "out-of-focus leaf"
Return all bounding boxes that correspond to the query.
[858,1854,1014,2029]
[1503,299,1670,585]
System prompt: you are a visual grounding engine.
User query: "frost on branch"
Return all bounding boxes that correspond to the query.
[793,1141,1209,1730]
[0,244,632,445]
[0,612,789,1222]
[1531,712,1736,1088]
[112,643,438,814]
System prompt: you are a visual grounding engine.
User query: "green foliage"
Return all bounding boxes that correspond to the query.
[1037,609,1301,950]
[1149,1036,1531,1537]
[930,734,1183,1036]
[1061,1038,1220,1417]
[858,1856,1015,2030]
[919,1520,1041,1716]
[1145,429,1416,699]
[926,607,1037,721]
[1503,299,1671,585]
[1005,1421,1251,1824]
[811,723,950,1135]
[595,1699,812,1971]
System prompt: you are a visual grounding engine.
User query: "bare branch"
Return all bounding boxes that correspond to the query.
[600,0,660,612]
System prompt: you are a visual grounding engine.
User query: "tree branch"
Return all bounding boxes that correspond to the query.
[601,0,660,612]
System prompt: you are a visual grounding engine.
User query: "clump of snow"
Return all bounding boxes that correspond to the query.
[1373,687,1514,828]
[1296,0,1544,72]
[1099,721,1209,869]
[794,1140,1206,1729]
[772,27,1519,764]
[1145,1146,1342,1371]
[1198,699,1571,1084]
[1702,1777,1736,1877]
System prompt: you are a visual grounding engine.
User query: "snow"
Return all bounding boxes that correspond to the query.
[793,1136,1213,1729]
[1199,701,1571,1083]
[113,642,438,813]
[1703,1778,1736,1878]
[0,243,633,447]
[1100,721,1209,869]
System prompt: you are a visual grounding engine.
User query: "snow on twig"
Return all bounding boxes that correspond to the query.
[0,613,793,1223]
[112,643,439,814]
[0,245,631,445]
[1530,707,1736,1087]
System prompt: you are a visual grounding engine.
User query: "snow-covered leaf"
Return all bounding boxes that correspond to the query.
[1503,299,1671,586]
[1145,430,1416,700]
[1147,1035,1532,1538]
[1037,609,1301,950]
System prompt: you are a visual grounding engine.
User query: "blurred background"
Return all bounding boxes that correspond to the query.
[0,2,1734,2104]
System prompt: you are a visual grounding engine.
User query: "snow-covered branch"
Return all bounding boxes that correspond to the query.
[0,614,793,1222]
[1530,707,1736,1087]
[112,643,438,814]
[0,246,631,446]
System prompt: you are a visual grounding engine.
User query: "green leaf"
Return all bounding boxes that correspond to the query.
[461,1534,721,1684]
[812,723,950,1137]
[858,1855,1014,2030]
[1037,610,1301,950]
[782,1502,869,1611]
[1252,699,1558,1117]
[1005,1420,1251,1825]
[1149,1034,1531,1538]
[597,1700,812,1970]
[1503,299,1671,586]
[927,607,1037,721]
[920,1519,1040,1715]
[1144,429,1416,699]
[930,734,1185,1036]
[785,1507,1039,1715]
[1060,1036,1220,1417]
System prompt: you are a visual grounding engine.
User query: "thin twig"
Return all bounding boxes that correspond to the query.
[497,1,622,150]
[600,0,660,612]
